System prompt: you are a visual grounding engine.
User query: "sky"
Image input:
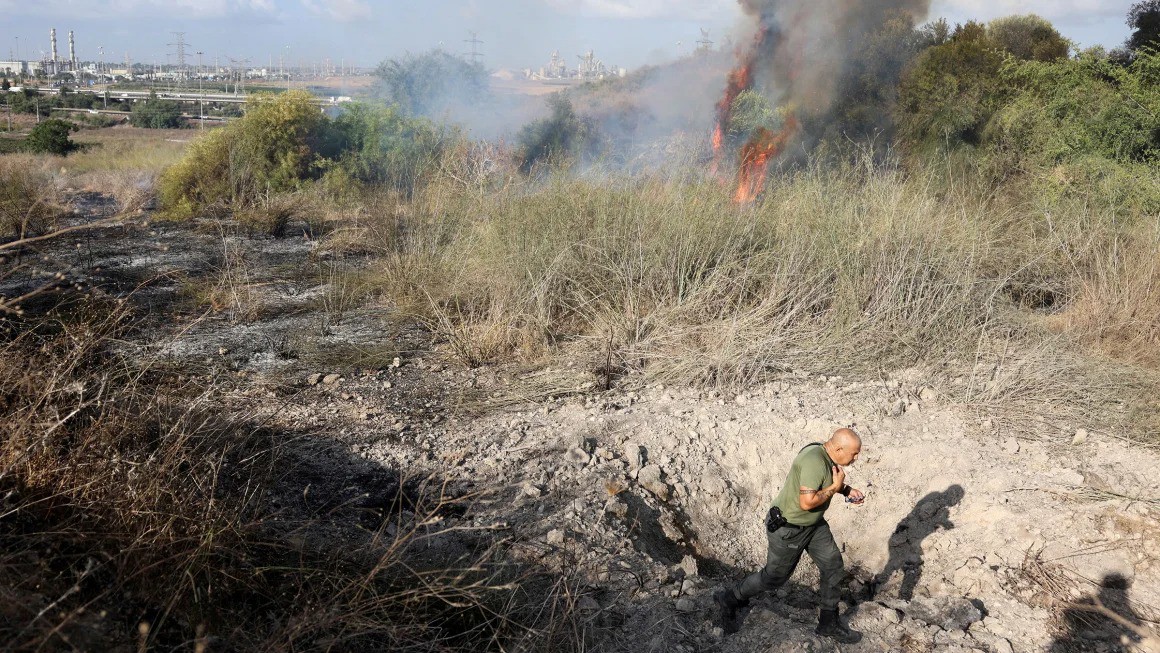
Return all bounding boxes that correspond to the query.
[0,0,1140,71]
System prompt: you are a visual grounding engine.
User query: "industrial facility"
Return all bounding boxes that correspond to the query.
[526,49,626,82]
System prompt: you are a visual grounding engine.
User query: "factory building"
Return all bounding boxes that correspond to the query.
[0,61,32,77]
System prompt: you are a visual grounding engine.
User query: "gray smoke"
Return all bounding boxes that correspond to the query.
[737,0,931,114]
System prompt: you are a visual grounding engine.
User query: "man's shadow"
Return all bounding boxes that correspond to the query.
[873,484,964,600]
[1049,573,1145,652]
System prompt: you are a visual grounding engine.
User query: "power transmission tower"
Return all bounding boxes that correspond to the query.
[697,29,714,54]
[168,31,188,87]
[463,31,484,65]
[227,57,251,95]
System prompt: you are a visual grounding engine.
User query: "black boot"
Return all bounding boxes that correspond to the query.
[816,608,862,644]
[713,588,749,635]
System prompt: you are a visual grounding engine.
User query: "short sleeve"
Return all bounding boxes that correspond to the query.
[798,450,827,490]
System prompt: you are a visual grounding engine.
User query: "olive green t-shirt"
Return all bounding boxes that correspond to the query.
[772,444,835,526]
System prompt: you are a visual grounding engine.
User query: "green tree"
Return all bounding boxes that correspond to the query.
[825,10,928,142]
[987,15,1070,62]
[896,22,1007,148]
[515,95,597,174]
[1,78,10,91]
[1128,0,1160,51]
[372,50,489,118]
[26,119,77,156]
[130,91,183,129]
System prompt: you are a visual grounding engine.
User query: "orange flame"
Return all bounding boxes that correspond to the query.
[734,116,797,204]
[711,60,756,175]
[710,124,724,177]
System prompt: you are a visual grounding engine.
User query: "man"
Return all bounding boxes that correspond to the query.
[715,428,866,643]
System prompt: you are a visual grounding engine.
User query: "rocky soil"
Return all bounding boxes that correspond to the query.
[5,200,1159,652]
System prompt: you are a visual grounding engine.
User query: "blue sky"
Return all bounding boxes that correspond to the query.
[0,0,1140,70]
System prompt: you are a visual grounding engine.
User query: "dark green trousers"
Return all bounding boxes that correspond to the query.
[733,520,846,610]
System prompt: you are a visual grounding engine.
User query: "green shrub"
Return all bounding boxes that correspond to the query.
[157,125,233,220]
[329,103,453,194]
[988,15,1071,62]
[515,95,598,174]
[159,91,324,218]
[25,119,78,156]
[985,48,1160,210]
[372,50,489,117]
[130,92,183,129]
[160,92,452,221]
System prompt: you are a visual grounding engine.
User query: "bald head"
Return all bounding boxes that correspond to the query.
[825,428,862,466]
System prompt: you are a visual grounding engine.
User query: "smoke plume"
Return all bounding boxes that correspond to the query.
[716,0,931,200]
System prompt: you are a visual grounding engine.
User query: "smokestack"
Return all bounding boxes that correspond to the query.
[69,30,76,69]
[50,28,58,65]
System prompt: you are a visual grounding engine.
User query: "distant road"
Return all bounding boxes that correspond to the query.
[25,88,346,106]
[50,107,233,122]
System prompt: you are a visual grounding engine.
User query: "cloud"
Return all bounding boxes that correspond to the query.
[0,0,276,19]
[300,0,371,21]
[544,0,735,20]
[931,0,1129,21]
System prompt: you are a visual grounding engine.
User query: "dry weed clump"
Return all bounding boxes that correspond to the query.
[66,168,158,214]
[0,301,583,651]
[1049,225,1160,368]
[0,157,66,240]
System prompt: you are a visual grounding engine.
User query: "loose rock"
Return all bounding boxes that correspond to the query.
[623,442,645,470]
[679,555,699,578]
[566,447,592,466]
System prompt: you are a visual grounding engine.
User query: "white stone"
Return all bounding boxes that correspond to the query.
[1071,429,1089,445]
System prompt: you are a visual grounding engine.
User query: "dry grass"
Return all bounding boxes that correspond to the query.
[0,298,585,651]
[67,126,190,174]
[0,157,68,240]
[335,153,1160,441]
[1048,224,1160,368]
